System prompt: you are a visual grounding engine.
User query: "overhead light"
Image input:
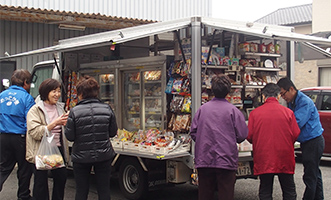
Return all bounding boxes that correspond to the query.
[58,24,86,31]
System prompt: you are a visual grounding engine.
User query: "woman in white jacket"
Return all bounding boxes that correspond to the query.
[26,78,69,200]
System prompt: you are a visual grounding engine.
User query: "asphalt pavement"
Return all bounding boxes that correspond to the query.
[1,159,331,200]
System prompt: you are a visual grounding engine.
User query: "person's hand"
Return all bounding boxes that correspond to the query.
[47,112,69,132]
[59,111,70,126]
[54,111,69,126]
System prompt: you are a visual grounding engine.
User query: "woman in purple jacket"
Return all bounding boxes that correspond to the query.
[190,74,248,200]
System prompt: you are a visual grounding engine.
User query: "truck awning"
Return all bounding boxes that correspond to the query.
[202,17,331,46]
[0,17,192,60]
[2,16,331,60]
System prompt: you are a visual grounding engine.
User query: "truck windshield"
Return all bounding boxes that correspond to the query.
[30,65,54,99]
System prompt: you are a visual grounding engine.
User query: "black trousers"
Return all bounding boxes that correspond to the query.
[197,168,236,200]
[32,166,67,200]
[259,173,297,200]
[73,159,112,200]
[0,133,33,200]
[301,135,324,200]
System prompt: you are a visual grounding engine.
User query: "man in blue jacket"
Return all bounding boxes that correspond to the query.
[278,77,324,200]
[191,74,248,200]
[0,69,35,200]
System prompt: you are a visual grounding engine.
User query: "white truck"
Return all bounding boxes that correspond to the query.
[2,17,331,200]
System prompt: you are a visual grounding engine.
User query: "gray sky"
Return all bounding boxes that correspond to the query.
[212,0,312,22]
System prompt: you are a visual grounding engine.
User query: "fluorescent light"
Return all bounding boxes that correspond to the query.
[58,24,86,31]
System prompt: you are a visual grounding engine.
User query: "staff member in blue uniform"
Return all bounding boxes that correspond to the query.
[0,69,35,200]
[278,77,325,200]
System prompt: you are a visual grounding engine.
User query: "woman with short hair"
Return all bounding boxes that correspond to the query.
[26,78,69,200]
[65,75,118,200]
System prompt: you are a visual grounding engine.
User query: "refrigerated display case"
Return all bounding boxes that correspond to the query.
[121,68,165,132]
[122,71,141,131]
[79,56,170,133]
[99,73,115,110]
[143,70,162,130]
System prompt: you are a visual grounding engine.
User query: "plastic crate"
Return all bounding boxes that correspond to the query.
[153,146,173,154]
[123,141,140,151]
[139,144,153,153]
[111,139,123,150]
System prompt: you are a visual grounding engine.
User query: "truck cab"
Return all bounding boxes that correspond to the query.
[30,60,60,99]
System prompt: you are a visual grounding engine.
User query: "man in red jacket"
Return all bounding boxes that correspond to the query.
[247,83,300,200]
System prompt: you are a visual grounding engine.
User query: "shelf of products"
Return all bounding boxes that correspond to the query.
[122,70,164,132]
[198,40,283,118]
[144,70,162,130]
[242,52,281,58]
[245,66,281,72]
[123,71,141,131]
[202,65,229,69]
[99,73,115,110]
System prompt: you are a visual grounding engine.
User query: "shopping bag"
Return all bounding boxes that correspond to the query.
[35,131,65,170]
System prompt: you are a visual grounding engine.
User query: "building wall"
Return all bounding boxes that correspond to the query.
[294,60,318,89]
[0,0,212,71]
[0,20,105,71]
[0,0,212,21]
[313,0,331,87]
[317,59,331,86]
[313,0,331,32]
[293,24,312,34]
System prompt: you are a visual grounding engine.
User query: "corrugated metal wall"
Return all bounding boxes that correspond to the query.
[0,0,212,70]
[0,20,105,71]
[0,0,212,21]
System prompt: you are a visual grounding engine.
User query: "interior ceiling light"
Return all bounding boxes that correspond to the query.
[58,24,86,31]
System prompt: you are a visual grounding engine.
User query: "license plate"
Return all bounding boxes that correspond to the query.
[236,162,252,176]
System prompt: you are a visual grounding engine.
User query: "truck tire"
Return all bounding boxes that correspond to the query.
[119,158,148,200]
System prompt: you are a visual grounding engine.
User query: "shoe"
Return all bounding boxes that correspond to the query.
[17,196,34,200]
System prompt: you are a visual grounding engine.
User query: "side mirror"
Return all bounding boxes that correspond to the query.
[2,79,10,89]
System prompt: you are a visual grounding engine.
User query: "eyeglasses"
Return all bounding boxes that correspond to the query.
[280,90,288,97]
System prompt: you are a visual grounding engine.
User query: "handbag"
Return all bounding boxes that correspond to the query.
[35,131,65,170]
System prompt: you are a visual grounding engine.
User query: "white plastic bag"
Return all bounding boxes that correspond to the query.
[35,131,65,170]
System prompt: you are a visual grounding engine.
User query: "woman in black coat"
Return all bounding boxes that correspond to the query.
[65,76,118,200]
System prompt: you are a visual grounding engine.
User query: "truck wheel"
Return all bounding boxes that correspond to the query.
[119,158,148,200]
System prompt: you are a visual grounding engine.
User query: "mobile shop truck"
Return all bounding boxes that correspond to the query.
[3,17,331,200]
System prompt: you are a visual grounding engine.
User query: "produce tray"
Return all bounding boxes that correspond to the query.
[123,141,140,151]
[111,140,191,159]
[111,139,123,150]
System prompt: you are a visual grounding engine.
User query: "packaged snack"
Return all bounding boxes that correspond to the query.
[259,43,267,53]
[180,59,191,77]
[180,114,191,131]
[171,78,183,94]
[231,58,240,66]
[201,46,211,64]
[129,72,140,82]
[155,132,174,147]
[267,43,275,53]
[143,71,152,81]
[165,77,174,94]
[180,78,191,95]
[168,114,176,130]
[170,96,184,112]
[181,96,192,113]
[222,56,231,66]
[239,42,250,53]
[239,59,250,67]
[250,42,258,52]
[132,130,146,144]
[275,43,281,54]
[173,115,183,131]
